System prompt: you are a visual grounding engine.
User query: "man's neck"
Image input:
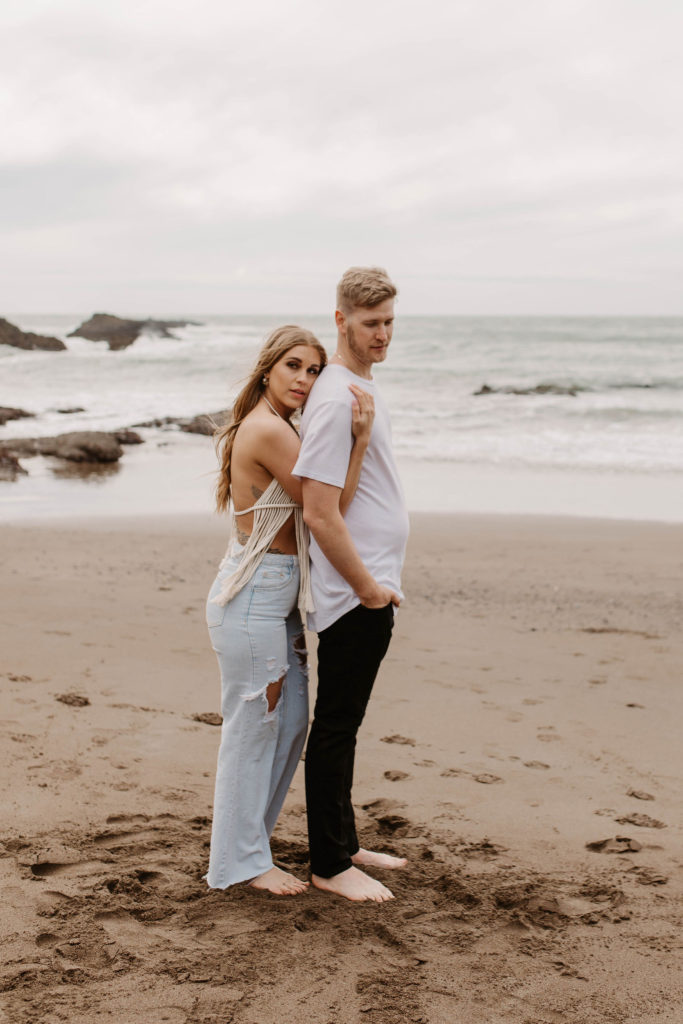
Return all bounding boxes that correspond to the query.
[331,348,372,380]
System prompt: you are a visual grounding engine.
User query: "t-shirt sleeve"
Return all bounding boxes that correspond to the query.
[292,398,353,488]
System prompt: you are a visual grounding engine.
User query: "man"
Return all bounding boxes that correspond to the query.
[293,266,410,902]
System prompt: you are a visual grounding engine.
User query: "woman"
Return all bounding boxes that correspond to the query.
[205,324,374,895]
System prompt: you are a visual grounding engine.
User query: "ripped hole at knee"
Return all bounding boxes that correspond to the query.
[266,676,285,713]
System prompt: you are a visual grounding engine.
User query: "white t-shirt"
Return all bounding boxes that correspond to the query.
[292,364,409,632]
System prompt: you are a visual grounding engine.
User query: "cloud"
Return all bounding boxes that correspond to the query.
[1,0,682,312]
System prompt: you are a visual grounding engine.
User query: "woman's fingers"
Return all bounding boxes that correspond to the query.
[350,396,375,440]
[349,385,375,424]
[349,385,375,444]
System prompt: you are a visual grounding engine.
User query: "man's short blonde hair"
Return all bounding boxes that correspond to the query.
[336,266,397,314]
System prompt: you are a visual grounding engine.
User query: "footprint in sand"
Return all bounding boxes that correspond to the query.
[30,859,108,878]
[579,627,660,639]
[107,813,150,824]
[376,814,412,835]
[523,760,550,770]
[93,828,158,848]
[55,693,90,707]
[585,836,641,853]
[628,866,668,886]
[440,768,503,784]
[627,788,654,801]
[192,712,222,726]
[380,734,416,746]
[384,770,410,782]
[537,726,561,743]
[615,812,666,829]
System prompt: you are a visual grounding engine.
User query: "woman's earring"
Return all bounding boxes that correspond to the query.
[262,375,269,386]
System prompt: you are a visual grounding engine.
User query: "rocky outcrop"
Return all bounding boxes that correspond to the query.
[0,318,66,352]
[0,406,35,426]
[134,410,229,435]
[68,314,201,351]
[114,429,144,445]
[1,429,142,464]
[6,432,122,463]
[0,451,28,481]
[474,383,583,397]
[180,410,229,435]
[0,429,144,481]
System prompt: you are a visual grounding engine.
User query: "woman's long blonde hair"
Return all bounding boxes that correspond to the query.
[214,324,327,513]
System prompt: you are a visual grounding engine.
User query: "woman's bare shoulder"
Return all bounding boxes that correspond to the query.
[235,408,296,451]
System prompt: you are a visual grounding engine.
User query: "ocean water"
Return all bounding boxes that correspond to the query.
[2,314,682,520]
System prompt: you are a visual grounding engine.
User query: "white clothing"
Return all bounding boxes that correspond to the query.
[292,364,409,632]
[210,477,313,617]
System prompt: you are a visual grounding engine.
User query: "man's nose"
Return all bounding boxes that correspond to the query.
[376,325,387,340]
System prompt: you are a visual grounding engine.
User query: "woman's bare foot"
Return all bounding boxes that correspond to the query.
[248,866,309,895]
[312,866,394,902]
[352,848,407,870]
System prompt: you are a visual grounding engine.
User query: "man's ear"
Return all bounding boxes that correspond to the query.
[335,308,346,331]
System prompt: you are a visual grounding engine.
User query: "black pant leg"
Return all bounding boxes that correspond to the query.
[306,603,394,877]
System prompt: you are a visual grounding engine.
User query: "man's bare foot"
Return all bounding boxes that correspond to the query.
[312,866,394,902]
[352,848,407,870]
[248,866,309,895]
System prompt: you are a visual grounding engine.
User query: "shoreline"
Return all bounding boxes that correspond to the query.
[4,507,683,535]
[2,429,683,524]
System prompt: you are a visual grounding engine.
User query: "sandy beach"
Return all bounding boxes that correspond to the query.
[1,512,681,1024]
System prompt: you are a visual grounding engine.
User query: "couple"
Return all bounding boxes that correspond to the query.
[204,267,409,903]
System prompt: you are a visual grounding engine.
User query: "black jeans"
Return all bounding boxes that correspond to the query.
[305,602,395,877]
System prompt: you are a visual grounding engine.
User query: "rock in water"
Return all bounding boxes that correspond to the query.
[0,407,35,426]
[39,432,124,463]
[0,452,28,481]
[0,318,66,351]
[68,313,201,350]
[473,382,582,397]
[180,411,229,435]
[133,410,229,434]
[114,429,144,445]
[2,432,124,464]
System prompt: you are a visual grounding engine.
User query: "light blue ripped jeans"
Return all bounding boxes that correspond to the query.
[205,547,309,889]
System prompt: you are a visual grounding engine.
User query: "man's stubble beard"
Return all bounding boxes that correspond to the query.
[346,322,385,366]
[345,322,361,362]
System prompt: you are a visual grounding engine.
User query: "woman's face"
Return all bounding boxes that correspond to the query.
[266,345,324,416]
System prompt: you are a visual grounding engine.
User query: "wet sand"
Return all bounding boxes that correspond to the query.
[1,513,681,1023]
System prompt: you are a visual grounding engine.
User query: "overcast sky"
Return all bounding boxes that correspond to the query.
[2,0,682,315]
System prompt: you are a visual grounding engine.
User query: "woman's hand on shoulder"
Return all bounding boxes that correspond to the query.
[349,384,374,448]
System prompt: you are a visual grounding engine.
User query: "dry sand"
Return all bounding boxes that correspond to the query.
[1,512,681,1024]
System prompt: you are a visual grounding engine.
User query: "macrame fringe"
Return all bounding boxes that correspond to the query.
[212,477,314,616]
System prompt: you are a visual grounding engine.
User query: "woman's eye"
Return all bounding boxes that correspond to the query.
[308,367,319,375]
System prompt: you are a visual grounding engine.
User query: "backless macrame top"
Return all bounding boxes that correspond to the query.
[210,477,314,616]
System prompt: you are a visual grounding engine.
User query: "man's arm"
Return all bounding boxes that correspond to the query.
[302,478,400,609]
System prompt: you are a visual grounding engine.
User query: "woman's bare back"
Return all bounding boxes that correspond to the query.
[229,408,300,554]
